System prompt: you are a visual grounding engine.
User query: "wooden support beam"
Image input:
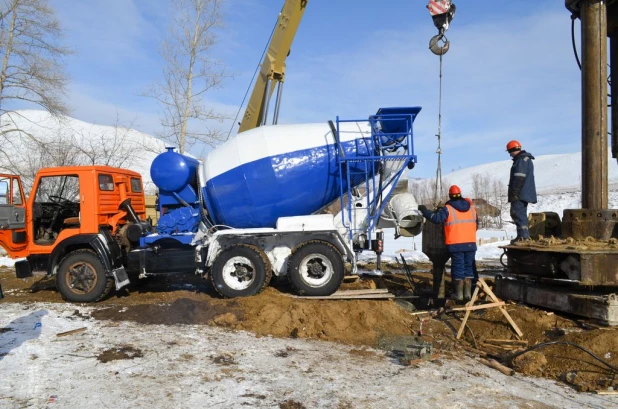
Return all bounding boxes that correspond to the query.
[455,278,523,340]
[448,301,505,312]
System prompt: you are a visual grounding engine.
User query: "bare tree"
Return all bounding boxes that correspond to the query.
[0,111,165,195]
[73,115,147,169]
[0,0,71,177]
[145,0,230,154]
[491,178,507,228]
[0,127,84,193]
[409,177,449,208]
[0,0,70,119]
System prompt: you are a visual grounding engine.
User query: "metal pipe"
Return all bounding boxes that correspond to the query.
[272,81,284,124]
[580,0,608,209]
[261,79,273,126]
[119,198,141,224]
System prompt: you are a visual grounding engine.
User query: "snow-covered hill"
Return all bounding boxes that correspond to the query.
[439,152,618,195]
[0,110,167,193]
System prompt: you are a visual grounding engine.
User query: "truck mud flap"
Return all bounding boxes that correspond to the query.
[112,266,130,290]
[15,259,32,278]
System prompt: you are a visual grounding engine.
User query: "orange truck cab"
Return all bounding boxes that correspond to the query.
[0,166,149,302]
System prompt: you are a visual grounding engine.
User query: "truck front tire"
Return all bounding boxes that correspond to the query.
[56,249,113,303]
[210,244,271,298]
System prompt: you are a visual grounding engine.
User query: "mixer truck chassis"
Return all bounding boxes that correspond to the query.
[1,107,424,302]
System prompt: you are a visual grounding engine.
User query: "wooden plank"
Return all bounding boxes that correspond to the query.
[594,391,618,395]
[456,284,481,339]
[332,289,389,295]
[484,339,528,347]
[479,343,517,357]
[461,344,488,357]
[499,306,524,339]
[478,358,514,376]
[291,293,395,300]
[410,311,433,316]
[56,327,87,337]
[448,301,505,312]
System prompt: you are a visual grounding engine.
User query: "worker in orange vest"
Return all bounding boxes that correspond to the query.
[419,185,478,301]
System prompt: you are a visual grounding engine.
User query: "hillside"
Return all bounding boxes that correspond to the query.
[437,152,618,195]
[0,110,167,193]
[3,110,618,215]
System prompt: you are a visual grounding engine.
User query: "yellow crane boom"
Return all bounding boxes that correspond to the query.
[237,0,308,133]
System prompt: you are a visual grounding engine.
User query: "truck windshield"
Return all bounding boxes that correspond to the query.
[35,175,80,202]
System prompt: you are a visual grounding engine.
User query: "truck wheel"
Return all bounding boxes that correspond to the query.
[287,241,344,296]
[210,244,271,298]
[56,250,113,303]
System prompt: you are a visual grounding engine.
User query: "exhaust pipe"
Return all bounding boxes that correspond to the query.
[119,198,141,224]
[119,198,150,243]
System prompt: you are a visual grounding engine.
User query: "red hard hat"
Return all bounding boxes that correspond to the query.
[506,140,522,152]
[449,185,461,196]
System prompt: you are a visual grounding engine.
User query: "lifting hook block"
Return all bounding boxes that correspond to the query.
[429,34,449,55]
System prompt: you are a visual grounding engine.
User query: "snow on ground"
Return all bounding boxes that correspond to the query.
[0,257,16,268]
[0,302,610,409]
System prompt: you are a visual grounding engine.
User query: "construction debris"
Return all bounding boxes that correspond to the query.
[478,357,515,376]
[56,327,87,337]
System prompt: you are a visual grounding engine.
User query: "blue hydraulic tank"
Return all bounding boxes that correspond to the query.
[150,147,200,193]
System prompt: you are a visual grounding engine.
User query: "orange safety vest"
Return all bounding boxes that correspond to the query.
[444,201,477,245]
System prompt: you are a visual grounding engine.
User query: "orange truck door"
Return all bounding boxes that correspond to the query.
[0,174,27,254]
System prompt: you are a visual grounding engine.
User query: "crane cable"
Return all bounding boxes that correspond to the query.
[433,52,445,206]
[225,19,278,141]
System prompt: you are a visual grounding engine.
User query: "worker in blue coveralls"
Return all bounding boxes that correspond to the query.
[506,140,537,244]
[419,185,478,302]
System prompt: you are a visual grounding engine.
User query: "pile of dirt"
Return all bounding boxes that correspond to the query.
[2,266,618,392]
[90,285,416,346]
[512,351,547,374]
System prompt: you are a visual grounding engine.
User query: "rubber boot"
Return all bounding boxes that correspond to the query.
[463,278,472,302]
[451,280,463,301]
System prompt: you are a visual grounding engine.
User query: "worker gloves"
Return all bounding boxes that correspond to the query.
[418,204,428,213]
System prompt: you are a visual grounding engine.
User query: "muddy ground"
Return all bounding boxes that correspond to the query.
[1,263,617,393]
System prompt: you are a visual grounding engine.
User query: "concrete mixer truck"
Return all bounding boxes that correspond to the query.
[0,107,425,302]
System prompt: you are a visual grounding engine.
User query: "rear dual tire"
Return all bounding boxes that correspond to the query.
[287,241,344,296]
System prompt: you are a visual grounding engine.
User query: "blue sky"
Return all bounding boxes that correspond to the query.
[47,0,582,178]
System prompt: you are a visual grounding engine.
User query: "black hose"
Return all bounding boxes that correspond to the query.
[500,250,508,268]
[196,174,214,230]
[571,15,582,70]
[441,311,478,349]
[570,13,611,104]
[507,341,618,374]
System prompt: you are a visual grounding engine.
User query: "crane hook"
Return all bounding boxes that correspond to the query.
[429,33,449,55]
[427,1,455,55]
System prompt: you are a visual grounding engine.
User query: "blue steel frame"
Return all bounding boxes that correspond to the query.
[336,111,418,247]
